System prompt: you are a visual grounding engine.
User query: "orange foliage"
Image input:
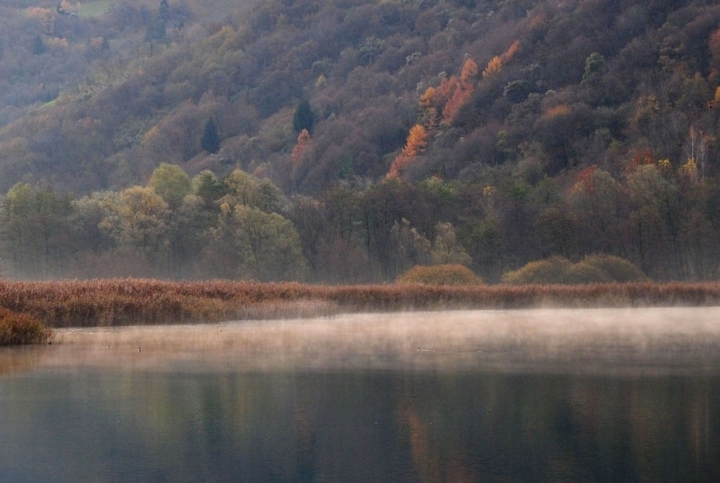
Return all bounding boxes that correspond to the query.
[542,104,572,119]
[386,154,412,180]
[502,40,521,63]
[442,83,474,122]
[628,149,655,172]
[419,86,436,109]
[402,124,428,157]
[434,77,458,108]
[482,56,503,78]
[460,58,479,83]
[291,129,312,164]
[482,41,520,79]
[571,165,598,194]
[387,125,427,179]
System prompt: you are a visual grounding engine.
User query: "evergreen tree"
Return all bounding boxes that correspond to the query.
[159,0,170,22]
[31,35,45,56]
[292,100,315,134]
[201,118,221,154]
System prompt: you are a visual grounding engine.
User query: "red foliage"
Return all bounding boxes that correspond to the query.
[627,149,655,172]
[572,165,598,194]
[291,129,312,165]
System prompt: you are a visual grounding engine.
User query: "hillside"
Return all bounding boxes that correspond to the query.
[1,0,720,283]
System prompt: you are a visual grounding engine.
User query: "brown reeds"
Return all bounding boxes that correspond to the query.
[0,279,719,328]
[0,307,53,345]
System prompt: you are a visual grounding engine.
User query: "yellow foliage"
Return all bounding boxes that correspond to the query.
[482,56,502,79]
[402,125,428,157]
[460,58,479,83]
[397,264,483,286]
[481,41,520,79]
[657,159,673,177]
[141,125,161,147]
[419,86,436,109]
[679,158,699,182]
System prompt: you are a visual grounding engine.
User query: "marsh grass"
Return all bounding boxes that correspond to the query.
[0,307,53,345]
[0,279,719,328]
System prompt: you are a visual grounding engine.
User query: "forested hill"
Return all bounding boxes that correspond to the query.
[2,0,720,283]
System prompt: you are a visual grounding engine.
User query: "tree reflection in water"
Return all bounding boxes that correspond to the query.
[0,369,718,482]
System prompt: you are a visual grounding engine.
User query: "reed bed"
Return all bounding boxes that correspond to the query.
[0,279,719,328]
[0,307,53,345]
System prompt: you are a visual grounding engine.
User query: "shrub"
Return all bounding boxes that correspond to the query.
[502,254,648,284]
[0,307,53,345]
[501,256,572,284]
[396,264,484,286]
[563,261,613,284]
[580,254,648,282]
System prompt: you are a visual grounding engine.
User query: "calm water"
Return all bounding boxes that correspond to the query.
[1,365,720,482]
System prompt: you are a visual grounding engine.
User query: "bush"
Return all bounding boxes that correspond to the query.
[501,256,573,284]
[0,307,53,345]
[397,264,484,286]
[581,254,648,282]
[502,254,648,284]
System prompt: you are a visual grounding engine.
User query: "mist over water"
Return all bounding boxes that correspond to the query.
[2,308,720,482]
[15,307,720,374]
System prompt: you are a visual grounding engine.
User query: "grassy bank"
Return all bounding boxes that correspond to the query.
[0,279,719,328]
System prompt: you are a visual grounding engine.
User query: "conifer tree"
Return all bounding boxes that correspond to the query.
[201,118,220,154]
[293,100,315,134]
[31,35,46,56]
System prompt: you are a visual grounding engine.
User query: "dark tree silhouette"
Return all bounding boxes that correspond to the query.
[201,119,220,154]
[31,35,46,56]
[293,100,315,134]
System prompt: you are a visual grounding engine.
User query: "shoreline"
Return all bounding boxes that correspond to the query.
[4,307,720,375]
[2,279,720,329]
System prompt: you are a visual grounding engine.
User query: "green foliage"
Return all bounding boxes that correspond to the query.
[397,264,484,286]
[149,163,192,209]
[206,204,306,281]
[193,170,225,206]
[582,52,605,83]
[432,222,471,266]
[0,308,52,345]
[220,169,285,213]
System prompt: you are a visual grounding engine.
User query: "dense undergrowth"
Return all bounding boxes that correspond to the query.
[1,279,719,328]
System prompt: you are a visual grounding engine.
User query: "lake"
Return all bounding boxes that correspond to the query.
[1,308,720,482]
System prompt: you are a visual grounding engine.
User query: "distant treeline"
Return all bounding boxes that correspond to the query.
[0,161,719,283]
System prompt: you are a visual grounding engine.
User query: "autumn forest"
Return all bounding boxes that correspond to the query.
[1,0,720,283]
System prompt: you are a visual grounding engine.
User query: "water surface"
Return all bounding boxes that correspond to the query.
[2,309,720,482]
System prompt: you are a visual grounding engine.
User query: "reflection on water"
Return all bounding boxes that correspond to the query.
[1,368,720,482]
[2,309,720,482]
